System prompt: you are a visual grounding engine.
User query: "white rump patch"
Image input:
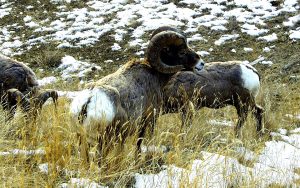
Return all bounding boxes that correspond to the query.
[240,63,260,97]
[69,88,116,126]
[70,89,92,116]
[84,88,115,125]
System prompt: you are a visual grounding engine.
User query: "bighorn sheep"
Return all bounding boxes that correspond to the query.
[163,61,264,137]
[70,30,200,164]
[150,26,264,137]
[0,55,58,120]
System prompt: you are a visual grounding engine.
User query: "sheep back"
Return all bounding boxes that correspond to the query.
[71,59,166,131]
[0,55,38,94]
[90,60,165,120]
[164,61,260,109]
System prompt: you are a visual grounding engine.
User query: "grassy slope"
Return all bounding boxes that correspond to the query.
[0,0,299,187]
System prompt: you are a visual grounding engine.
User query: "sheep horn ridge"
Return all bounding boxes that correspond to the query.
[149,26,185,40]
[147,31,186,74]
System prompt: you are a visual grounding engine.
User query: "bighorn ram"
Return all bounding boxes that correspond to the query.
[70,30,200,164]
[163,61,264,137]
[0,55,58,120]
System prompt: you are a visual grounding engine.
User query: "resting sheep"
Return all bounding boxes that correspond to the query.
[0,55,58,120]
[70,30,200,164]
[163,61,264,137]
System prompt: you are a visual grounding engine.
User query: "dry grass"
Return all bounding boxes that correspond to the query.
[0,1,299,187]
[0,78,299,187]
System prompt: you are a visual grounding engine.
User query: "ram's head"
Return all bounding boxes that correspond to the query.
[146,27,200,74]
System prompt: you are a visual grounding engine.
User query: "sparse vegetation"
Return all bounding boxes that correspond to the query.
[0,0,299,187]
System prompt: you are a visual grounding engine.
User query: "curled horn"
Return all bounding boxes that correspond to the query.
[150,26,185,40]
[147,31,187,74]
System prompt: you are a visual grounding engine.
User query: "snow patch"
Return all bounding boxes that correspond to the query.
[244,47,253,52]
[0,149,45,156]
[214,34,239,45]
[241,24,269,36]
[289,29,300,40]
[197,51,210,57]
[258,33,278,42]
[263,47,271,52]
[283,15,300,27]
[251,55,272,66]
[208,119,234,127]
[38,76,57,86]
[58,55,101,80]
[39,163,49,174]
[111,43,121,51]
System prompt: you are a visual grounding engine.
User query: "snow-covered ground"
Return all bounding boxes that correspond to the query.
[1,0,300,187]
[133,127,300,188]
[0,0,299,57]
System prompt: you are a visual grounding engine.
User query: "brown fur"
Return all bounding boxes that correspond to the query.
[76,33,200,165]
[163,61,264,137]
[81,60,172,164]
[0,55,38,94]
[0,55,58,120]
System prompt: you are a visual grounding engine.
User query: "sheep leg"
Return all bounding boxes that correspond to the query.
[235,104,249,138]
[97,135,104,167]
[96,109,128,167]
[3,89,30,121]
[136,111,155,161]
[97,131,109,167]
[5,104,17,121]
[135,123,147,156]
[253,104,264,135]
[78,130,90,168]
[97,124,116,167]
[148,108,158,136]
[97,133,111,168]
[0,83,3,102]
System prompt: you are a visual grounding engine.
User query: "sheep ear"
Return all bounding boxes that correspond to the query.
[147,31,186,74]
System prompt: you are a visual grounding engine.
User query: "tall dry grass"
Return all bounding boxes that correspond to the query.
[0,79,299,187]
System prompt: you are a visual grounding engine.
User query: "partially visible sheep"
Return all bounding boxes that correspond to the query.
[0,55,58,120]
[163,61,264,137]
[1,88,31,120]
[70,30,200,164]
[0,55,38,94]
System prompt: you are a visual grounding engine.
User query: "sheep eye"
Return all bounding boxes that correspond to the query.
[178,51,186,57]
[163,47,170,52]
